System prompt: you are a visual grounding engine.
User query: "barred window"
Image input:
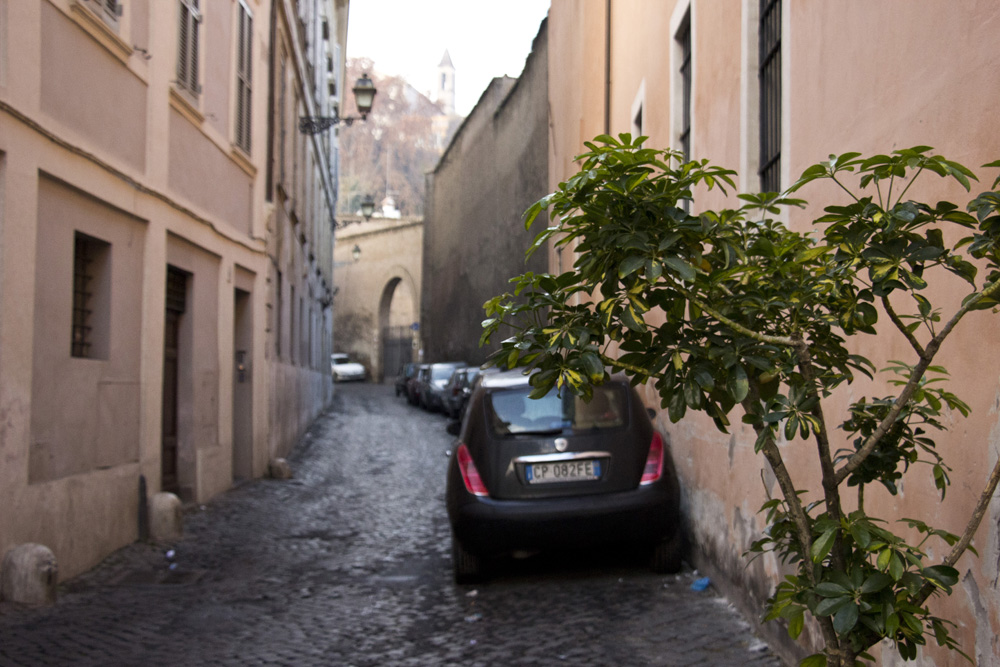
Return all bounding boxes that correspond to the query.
[72,232,111,359]
[676,11,692,164]
[234,1,253,153]
[177,0,201,95]
[758,0,781,193]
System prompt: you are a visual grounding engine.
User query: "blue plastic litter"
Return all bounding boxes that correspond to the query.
[691,576,711,591]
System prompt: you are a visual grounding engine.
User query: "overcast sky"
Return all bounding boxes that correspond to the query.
[345,0,551,117]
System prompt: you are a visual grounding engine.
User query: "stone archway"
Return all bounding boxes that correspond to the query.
[375,269,418,382]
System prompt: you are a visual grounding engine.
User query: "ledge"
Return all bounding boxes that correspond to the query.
[70,1,132,64]
[230,146,257,178]
[168,86,204,126]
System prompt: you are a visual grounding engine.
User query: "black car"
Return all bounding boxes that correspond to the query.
[445,370,682,583]
[395,362,417,397]
[419,361,466,412]
[443,366,492,419]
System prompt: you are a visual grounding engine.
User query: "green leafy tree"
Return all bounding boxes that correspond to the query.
[481,135,1000,666]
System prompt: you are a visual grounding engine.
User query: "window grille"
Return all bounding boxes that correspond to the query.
[758,0,781,193]
[72,233,110,358]
[72,235,95,358]
[177,0,201,95]
[677,12,692,164]
[235,2,253,152]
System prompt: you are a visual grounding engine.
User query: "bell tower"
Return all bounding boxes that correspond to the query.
[436,50,456,116]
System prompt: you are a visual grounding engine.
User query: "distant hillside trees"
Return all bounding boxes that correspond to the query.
[338,58,457,217]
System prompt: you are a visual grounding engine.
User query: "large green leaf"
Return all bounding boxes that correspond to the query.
[810,528,837,563]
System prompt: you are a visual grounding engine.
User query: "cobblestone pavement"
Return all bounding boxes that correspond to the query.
[0,383,784,667]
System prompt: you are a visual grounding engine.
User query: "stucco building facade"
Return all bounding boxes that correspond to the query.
[546,1,1000,663]
[0,0,345,581]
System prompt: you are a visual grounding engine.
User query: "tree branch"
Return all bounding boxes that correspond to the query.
[678,287,799,348]
[835,280,1000,484]
[794,341,847,571]
[914,454,1000,608]
[882,296,925,357]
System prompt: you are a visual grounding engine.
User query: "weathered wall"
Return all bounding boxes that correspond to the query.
[547,1,1000,664]
[421,21,550,366]
[333,216,423,381]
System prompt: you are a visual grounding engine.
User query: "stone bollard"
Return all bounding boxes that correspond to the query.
[0,543,58,606]
[149,492,183,543]
[269,457,293,479]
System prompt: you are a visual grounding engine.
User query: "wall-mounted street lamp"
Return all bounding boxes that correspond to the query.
[299,74,377,134]
[334,244,361,268]
[360,195,376,220]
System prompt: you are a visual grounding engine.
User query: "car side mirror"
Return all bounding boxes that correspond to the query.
[446,420,461,436]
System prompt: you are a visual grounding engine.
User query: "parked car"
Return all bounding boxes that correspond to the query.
[330,353,366,382]
[407,364,430,406]
[419,361,467,412]
[395,362,417,397]
[443,366,493,420]
[445,370,682,583]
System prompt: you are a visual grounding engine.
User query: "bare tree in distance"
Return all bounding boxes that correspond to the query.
[338,57,460,218]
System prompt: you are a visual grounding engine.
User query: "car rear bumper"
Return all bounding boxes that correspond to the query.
[448,479,678,556]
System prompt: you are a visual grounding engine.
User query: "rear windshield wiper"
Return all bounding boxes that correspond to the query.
[512,427,566,436]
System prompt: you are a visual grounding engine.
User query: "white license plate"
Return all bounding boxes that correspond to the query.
[525,459,601,484]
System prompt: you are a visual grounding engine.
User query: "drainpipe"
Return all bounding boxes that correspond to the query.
[604,0,611,135]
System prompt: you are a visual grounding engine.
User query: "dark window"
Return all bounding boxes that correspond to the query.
[177,0,202,95]
[235,3,252,153]
[72,232,111,359]
[677,11,692,164]
[275,270,283,357]
[758,0,781,193]
[279,57,287,184]
[165,266,188,314]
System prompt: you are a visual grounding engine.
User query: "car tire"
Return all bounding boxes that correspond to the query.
[452,536,484,584]
[650,530,684,574]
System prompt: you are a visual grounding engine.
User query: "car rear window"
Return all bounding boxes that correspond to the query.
[486,384,627,435]
[432,366,458,381]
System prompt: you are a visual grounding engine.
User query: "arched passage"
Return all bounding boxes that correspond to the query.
[377,270,418,381]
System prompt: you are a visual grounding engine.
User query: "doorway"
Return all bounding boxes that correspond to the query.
[161,266,188,495]
[232,287,253,482]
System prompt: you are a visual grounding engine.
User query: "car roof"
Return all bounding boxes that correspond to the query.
[478,368,533,389]
[478,368,632,391]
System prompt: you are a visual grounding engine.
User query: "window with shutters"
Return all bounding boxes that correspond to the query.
[81,0,122,29]
[758,0,781,193]
[177,0,201,96]
[234,1,252,153]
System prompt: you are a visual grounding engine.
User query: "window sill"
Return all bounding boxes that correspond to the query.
[169,86,204,125]
[70,1,131,65]
[230,145,257,177]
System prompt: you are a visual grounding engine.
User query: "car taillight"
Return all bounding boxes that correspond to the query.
[640,432,664,485]
[457,444,489,497]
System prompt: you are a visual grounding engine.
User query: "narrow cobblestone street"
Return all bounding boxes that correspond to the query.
[0,383,783,666]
